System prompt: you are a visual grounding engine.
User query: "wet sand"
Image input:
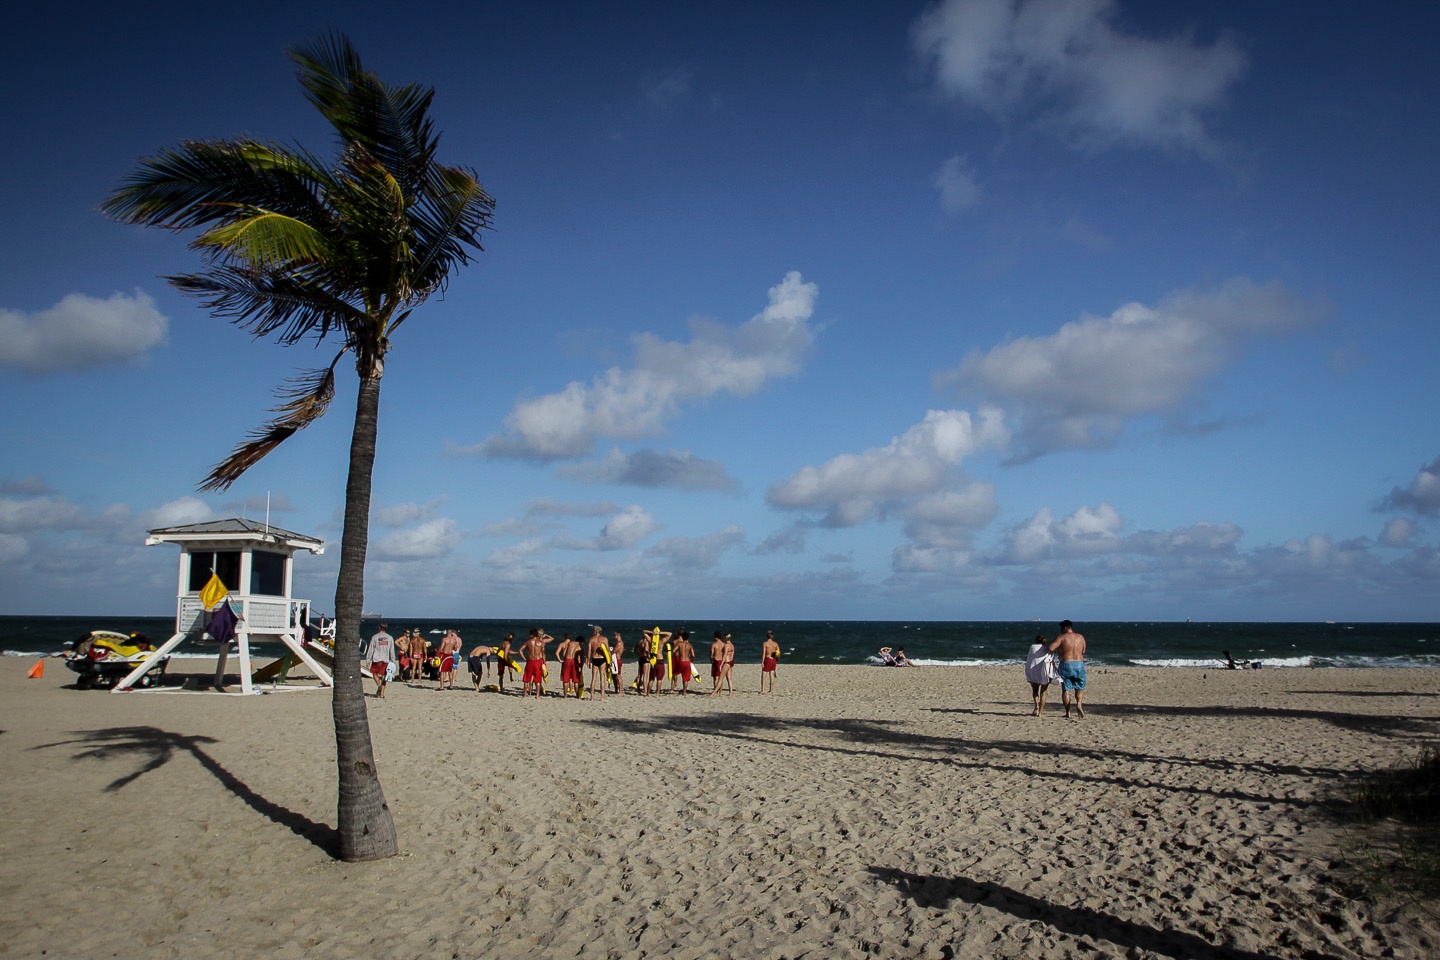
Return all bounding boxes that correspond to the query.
[2,658,1438,959]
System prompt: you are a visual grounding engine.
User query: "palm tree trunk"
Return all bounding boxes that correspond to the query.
[331,364,399,861]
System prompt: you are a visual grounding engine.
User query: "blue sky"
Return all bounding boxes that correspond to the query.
[2,0,1438,621]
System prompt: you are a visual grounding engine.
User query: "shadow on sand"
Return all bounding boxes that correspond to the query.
[34,725,337,855]
[867,866,1343,960]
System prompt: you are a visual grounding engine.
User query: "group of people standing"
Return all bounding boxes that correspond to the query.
[363,623,782,700]
[1023,620,1088,718]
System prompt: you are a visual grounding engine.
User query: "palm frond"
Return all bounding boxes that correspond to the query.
[102,140,333,232]
[199,355,343,491]
[408,164,495,290]
[169,266,367,344]
[197,210,332,268]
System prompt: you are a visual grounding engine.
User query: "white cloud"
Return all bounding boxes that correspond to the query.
[1379,517,1417,548]
[138,497,213,531]
[767,407,1008,526]
[902,485,999,548]
[948,277,1319,459]
[374,500,444,527]
[0,534,28,564]
[558,447,740,492]
[476,272,818,461]
[646,525,746,570]
[933,154,982,215]
[372,518,461,561]
[0,475,50,496]
[912,0,1247,154]
[554,505,660,552]
[1382,456,1440,516]
[0,290,168,373]
[996,503,1122,563]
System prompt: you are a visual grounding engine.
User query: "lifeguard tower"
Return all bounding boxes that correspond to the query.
[114,518,335,694]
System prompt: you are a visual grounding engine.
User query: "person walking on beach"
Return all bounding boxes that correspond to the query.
[585,626,609,702]
[468,642,493,691]
[648,627,672,696]
[760,630,780,694]
[1024,633,1058,716]
[521,627,551,700]
[366,623,396,699]
[496,634,516,695]
[1047,620,1088,719]
[709,631,725,694]
[710,632,735,696]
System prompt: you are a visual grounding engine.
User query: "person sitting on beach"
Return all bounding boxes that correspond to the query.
[760,630,780,694]
[1025,633,1059,717]
[1047,620,1087,719]
[468,643,493,691]
[365,624,396,699]
[878,646,899,666]
[521,628,551,700]
[1222,650,1239,670]
[893,647,914,667]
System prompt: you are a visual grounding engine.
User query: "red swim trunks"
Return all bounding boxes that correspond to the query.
[441,654,457,673]
[711,658,722,678]
[652,661,666,680]
[523,659,545,684]
[369,661,387,681]
[561,659,580,683]
[677,660,692,682]
[762,656,777,673]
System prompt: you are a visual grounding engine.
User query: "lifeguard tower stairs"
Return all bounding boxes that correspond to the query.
[114,519,334,694]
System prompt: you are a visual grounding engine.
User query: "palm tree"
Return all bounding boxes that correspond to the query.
[101,35,495,861]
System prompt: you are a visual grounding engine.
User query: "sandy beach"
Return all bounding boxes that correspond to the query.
[2,658,1438,959]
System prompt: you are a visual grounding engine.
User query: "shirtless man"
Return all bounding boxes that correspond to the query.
[708,631,725,695]
[610,632,625,695]
[585,626,610,702]
[1047,620,1088,719]
[521,627,551,701]
[760,630,780,694]
[438,629,463,690]
[710,632,735,697]
[635,630,652,696]
[468,642,493,691]
[407,629,428,682]
[673,631,696,694]
[647,627,672,696]
[496,634,516,695]
[557,633,581,698]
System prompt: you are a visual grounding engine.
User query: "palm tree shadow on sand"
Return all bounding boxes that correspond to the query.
[35,726,337,855]
[867,866,1345,960]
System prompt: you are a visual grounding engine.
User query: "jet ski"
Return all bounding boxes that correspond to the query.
[65,631,170,689]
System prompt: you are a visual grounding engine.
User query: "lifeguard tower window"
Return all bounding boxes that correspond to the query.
[251,550,286,596]
[188,550,241,593]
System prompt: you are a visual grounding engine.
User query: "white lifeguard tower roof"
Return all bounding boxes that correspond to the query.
[145,518,325,554]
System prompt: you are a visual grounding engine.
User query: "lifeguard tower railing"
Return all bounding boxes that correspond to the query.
[176,593,312,638]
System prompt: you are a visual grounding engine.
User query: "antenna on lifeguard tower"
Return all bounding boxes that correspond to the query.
[264,492,271,538]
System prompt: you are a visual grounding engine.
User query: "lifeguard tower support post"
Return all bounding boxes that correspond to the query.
[115,519,334,694]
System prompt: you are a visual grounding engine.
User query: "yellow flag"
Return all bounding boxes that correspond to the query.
[199,572,229,610]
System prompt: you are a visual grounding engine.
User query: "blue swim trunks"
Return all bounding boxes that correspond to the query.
[1058,660,1087,691]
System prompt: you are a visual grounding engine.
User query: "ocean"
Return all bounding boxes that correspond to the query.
[4,615,1437,668]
